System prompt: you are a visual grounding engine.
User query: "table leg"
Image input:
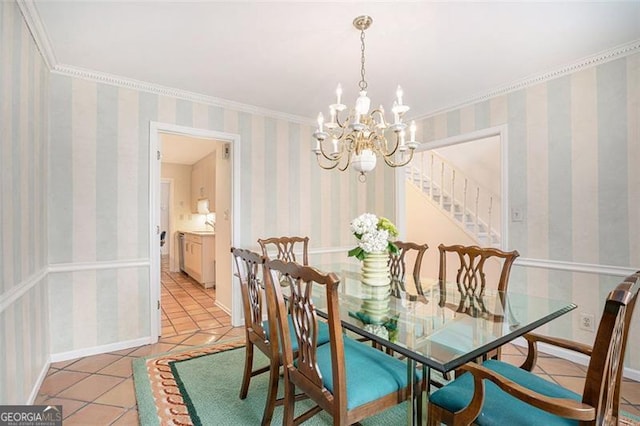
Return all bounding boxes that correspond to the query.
[407,358,416,425]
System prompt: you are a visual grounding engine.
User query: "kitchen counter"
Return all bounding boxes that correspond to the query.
[182,230,215,236]
[180,231,215,288]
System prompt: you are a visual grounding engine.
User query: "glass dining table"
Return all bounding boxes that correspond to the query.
[293,262,577,425]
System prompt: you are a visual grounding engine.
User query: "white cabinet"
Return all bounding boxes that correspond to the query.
[183,232,215,288]
[191,153,216,213]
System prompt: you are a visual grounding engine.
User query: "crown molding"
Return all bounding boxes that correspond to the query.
[16,0,639,126]
[51,64,314,125]
[412,39,640,122]
[16,0,56,70]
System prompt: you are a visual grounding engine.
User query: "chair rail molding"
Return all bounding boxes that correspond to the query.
[514,257,637,277]
[47,259,151,274]
[0,268,48,313]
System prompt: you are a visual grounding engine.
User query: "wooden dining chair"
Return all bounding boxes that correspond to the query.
[231,247,281,425]
[258,236,310,265]
[438,244,520,361]
[428,272,640,426]
[389,240,429,298]
[264,258,423,426]
[231,247,331,425]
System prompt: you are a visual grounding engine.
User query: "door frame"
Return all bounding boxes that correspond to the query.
[149,122,242,341]
[160,178,173,260]
[395,125,509,249]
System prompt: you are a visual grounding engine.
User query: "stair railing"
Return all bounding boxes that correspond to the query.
[407,151,501,245]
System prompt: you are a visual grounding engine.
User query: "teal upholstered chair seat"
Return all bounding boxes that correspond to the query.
[315,336,422,411]
[263,314,330,352]
[430,359,582,426]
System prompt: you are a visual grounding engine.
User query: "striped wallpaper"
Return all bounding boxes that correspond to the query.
[46,74,397,354]
[415,52,639,369]
[0,1,50,404]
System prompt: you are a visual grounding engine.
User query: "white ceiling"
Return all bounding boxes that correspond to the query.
[34,1,640,122]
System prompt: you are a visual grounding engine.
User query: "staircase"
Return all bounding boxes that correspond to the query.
[406,151,501,247]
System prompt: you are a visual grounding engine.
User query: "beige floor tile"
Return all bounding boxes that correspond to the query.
[535,356,587,377]
[42,397,87,419]
[159,334,190,344]
[622,380,640,405]
[180,333,222,346]
[94,378,137,408]
[552,375,585,395]
[171,316,196,325]
[501,353,526,367]
[57,374,124,402]
[98,356,134,378]
[63,403,126,425]
[111,408,140,425]
[128,342,176,357]
[66,353,123,374]
[50,359,79,369]
[38,370,91,396]
[197,319,223,329]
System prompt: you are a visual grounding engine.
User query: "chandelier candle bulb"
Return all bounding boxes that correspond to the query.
[396,86,404,105]
[317,112,324,133]
[336,84,342,104]
[410,121,416,142]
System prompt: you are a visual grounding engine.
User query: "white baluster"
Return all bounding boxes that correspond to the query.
[475,187,480,235]
[451,170,456,216]
[463,178,468,226]
[488,196,493,244]
[429,154,434,199]
[440,161,444,209]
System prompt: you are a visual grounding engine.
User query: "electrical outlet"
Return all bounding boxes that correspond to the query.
[579,313,595,332]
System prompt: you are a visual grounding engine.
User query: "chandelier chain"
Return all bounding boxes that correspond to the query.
[359,28,367,91]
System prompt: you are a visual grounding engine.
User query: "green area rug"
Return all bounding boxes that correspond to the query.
[133,340,408,425]
[133,340,640,425]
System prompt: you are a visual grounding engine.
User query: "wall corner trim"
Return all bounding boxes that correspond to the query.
[0,268,48,313]
[16,0,57,70]
[27,360,51,404]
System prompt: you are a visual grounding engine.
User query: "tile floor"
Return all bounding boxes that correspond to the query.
[34,258,640,424]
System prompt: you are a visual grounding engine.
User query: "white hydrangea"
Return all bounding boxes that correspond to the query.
[359,228,389,253]
[350,213,378,236]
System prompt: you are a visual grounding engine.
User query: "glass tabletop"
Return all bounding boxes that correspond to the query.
[295,263,577,373]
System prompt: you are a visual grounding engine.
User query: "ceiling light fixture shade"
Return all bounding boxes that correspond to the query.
[312,15,419,182]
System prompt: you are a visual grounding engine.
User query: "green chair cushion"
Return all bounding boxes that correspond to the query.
[263,315,330,352]
[429,359,582,426]
[315,337,422,411]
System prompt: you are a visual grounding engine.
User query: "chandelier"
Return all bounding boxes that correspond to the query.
[312,15,419,181]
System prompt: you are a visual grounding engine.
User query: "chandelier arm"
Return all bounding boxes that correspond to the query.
[381,148,415,168]
[370,108,387,127]
[315,154,343,170]
[316,139,344,163]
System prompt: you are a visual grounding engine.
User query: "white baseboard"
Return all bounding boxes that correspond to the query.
[215,300,232,317]
[511,337,640,382]
[49,336,153,363]
[27,360,51,404]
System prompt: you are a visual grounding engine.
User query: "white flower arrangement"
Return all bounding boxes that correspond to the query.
[348,213,399,261]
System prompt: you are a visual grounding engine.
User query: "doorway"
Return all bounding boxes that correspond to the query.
[149,122,242,341]
[396,126,508,275]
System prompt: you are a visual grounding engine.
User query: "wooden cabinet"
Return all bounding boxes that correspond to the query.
[191,153,216,213]
[183,232,215,288]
